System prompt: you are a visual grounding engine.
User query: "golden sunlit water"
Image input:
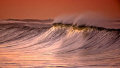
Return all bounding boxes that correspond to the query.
[0,50,120,68]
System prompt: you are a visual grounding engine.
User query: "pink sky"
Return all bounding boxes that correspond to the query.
[0,0,120,20]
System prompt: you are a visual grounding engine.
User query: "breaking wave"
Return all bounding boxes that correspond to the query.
[0,20,120,55]
[0,14,120,67]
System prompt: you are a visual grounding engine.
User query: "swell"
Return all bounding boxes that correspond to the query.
[0,26,47,44]
[0,24,50,49]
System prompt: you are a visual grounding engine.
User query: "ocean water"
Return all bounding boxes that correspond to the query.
[0,18,120,68]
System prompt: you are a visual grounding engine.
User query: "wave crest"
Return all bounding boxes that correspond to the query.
[53,13,120,29]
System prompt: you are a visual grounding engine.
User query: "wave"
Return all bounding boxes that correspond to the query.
[0,18,120,67]
[0,21,119,55]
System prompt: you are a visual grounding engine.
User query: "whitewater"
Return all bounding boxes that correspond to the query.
[0,14,120,68]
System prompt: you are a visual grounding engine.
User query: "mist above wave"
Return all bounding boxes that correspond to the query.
[53,13,120,29]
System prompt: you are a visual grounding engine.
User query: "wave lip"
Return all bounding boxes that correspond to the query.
[53,23,120,32]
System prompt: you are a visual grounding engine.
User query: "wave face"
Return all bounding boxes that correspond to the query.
[0,19,120,68]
